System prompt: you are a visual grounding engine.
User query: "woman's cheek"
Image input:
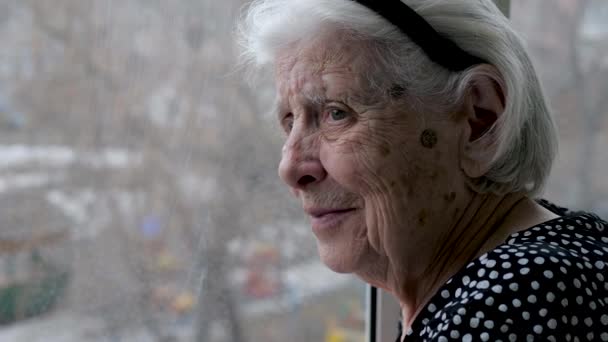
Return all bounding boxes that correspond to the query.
[321,140,383,192]
[350,153,394,195]
[362,185,412,256]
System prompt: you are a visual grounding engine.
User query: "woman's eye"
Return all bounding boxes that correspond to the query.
[329,108,349,121]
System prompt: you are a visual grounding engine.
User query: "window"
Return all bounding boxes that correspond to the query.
[0,2,366,341]
[1,1,606,341]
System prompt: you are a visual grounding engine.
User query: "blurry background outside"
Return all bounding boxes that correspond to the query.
[0,0,605,341]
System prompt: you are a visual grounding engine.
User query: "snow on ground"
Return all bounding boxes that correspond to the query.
[0,172,57,193]
[0,260,358,341]
[0,313,106,342]
[0,144,140,170]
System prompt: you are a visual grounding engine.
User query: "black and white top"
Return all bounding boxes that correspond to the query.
[397,200,608,341]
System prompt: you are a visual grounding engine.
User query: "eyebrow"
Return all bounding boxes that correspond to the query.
[274,90,328,121]
[274,88,384,121]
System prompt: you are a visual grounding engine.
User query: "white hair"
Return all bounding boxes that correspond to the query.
[237,0,558,196]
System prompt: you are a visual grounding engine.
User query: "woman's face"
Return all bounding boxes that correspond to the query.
[275,35,469,277]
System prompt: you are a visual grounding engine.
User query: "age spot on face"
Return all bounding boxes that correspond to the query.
[378,142,391,157]
[418,209,428,226]
[444,192,456,203]
[389,180,400,193]
[388,84,406,99]
[420,129,438,149]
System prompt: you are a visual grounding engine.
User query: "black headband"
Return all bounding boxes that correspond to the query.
[351,0,487,71]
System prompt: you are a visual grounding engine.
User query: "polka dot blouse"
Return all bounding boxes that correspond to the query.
[397,200,608,341]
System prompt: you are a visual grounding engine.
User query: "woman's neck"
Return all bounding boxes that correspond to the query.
[394,193,558,338]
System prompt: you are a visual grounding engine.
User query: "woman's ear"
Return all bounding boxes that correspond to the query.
[459,64,506,178]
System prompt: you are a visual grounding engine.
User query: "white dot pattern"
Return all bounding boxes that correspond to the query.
[397,201,608,341]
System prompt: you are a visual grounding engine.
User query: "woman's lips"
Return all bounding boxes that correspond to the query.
[307,208,357,234]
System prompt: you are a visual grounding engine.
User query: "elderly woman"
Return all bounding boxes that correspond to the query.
[238,0,608,340]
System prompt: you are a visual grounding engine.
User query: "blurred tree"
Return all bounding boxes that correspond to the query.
[6,0,290,340]
[513,0,608,209]
[568,0,608,209]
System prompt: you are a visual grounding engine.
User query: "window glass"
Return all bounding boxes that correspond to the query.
[511,0,608,215]
[0,1,366,341]
[1,1,607,341]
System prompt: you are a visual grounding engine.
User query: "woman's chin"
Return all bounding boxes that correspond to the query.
[316,241,363,274]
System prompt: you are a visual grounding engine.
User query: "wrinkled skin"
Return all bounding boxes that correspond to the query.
[274,31,557,331]
[277,31,468,279]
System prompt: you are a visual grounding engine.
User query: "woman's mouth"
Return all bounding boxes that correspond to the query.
[306,208,357,234]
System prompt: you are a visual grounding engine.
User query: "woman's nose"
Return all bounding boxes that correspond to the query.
[278,133,326,191]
